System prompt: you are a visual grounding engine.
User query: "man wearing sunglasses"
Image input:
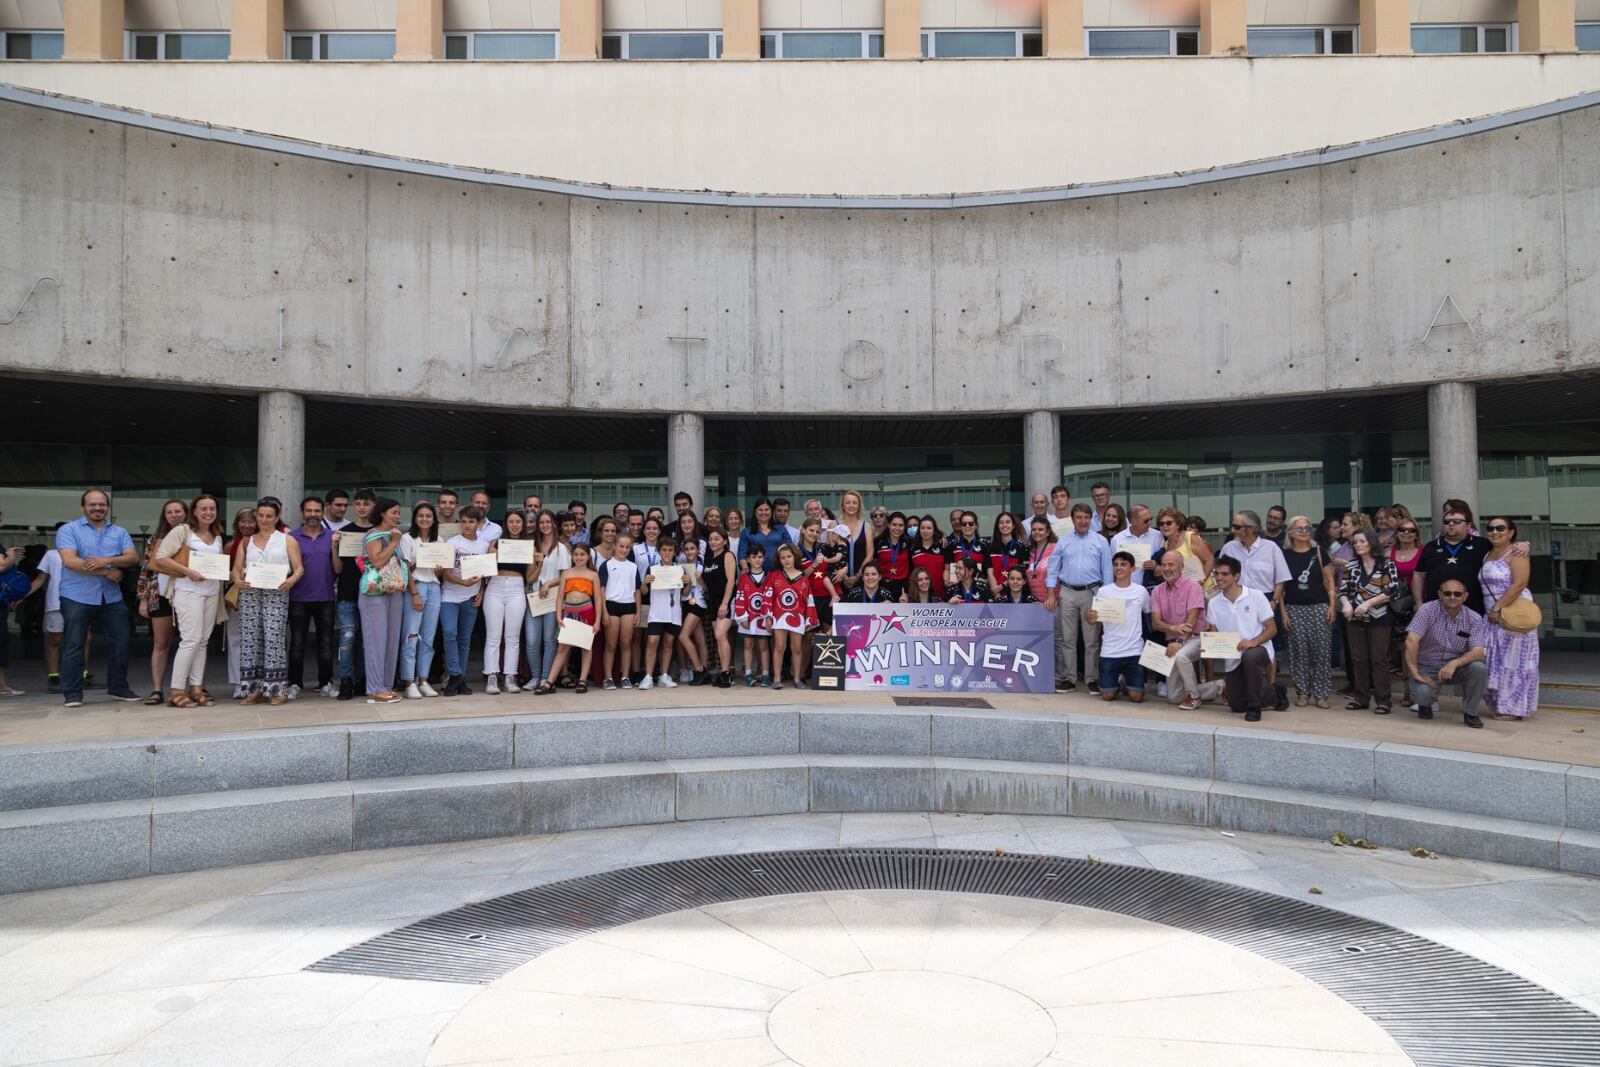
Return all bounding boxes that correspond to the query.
[1413,499,1491,614]
[1403,577,1489,728]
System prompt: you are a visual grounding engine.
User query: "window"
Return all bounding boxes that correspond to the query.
[1086,28,1198,56]
[601,32,717,58]
[128,32,230,59]
[925,30,1040,57]
[1246,27,1355,54]
[764,30,874,58]
[286,32,396,60]
[1578,23,1600,50]
[443,32,557,59]
[2,31,64,59]
[1410,24,1511,53]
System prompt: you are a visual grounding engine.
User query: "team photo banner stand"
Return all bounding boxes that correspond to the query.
[833,604,1055,694]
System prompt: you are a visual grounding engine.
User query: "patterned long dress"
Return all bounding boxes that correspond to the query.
[1480,558,1540,718]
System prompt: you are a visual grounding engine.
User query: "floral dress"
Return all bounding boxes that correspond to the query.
[1481,557,1539,718]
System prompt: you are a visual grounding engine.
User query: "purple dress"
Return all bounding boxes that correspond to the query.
[1481,558,1539,717]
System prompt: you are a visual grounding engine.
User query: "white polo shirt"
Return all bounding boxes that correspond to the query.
[1206,585,1276,673]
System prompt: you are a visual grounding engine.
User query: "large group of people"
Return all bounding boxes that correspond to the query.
[0,484,1542,727]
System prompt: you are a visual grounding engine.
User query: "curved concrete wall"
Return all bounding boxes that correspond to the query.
[5,56,1600,196]
[1,92,1597,417]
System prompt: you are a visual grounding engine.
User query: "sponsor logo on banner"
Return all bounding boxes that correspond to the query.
[833,604,1055,694]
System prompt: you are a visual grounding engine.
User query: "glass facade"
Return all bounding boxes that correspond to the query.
[3,31,64,59]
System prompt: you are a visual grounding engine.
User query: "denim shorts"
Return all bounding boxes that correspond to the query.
[1098,654,1146,692]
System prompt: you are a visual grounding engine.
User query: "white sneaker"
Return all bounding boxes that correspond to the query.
[639,675,654,690]
[419,681,439,698]
[403,683,422,700]
[679,668,694,683]
[503,677,522,693]
[319,682,338,698]
[287,684,301,701]
[659,674,678,688]
[486,674,501,695]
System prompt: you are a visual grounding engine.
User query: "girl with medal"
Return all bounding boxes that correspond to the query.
[988,511,1027,590]
[874,511,912,600]
[1026,516,1057,603]
[909,517,947,600]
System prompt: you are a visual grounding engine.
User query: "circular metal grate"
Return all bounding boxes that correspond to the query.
[308,847,1600,1066]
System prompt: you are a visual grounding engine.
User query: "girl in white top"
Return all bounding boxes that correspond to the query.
[677,538,708,685]
[438,508,489,695]
[482,511,531,695]
[397,501,443,700]
[640,538,688,690]
[599,535,640,688]
[230,497,304,706]
[523,509,572,692]
[152,494,227,708]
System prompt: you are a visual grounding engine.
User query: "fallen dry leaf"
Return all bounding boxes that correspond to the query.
[1309,886,1324,895]
[1409,845,1439,860]
[1086,854,1103,864]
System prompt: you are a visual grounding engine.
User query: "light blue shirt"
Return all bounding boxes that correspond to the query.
[55,516,134,605]
[1044,531,1114,589]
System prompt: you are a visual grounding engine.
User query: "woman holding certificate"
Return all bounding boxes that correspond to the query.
[398,502,445,700]
[523,509,571,694]
[153,494,228,708]
[232,497,303,705]
[225,506,258,697]
[357,499,407,704]
[482,511,533,695]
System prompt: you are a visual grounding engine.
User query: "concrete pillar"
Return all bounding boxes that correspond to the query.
[396,0,445,59]
[883,0,920,58]
[1518,0,1576,52]
[230,0,285,59]
[559,0,603,58]
[1040,0,1084,56]
[1427,382,1478,526]
[1199,0,1246,54]
[258,391,305,512]
[1023,411,1061,505]
[722,0,760,58]
[1358,0,1411,54]
[667,414,705,510]
[63,0,123,59]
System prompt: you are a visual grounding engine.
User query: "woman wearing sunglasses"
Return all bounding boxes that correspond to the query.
[1481,516,1540,720]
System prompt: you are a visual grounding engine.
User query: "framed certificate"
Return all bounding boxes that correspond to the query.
[558,617,595,649]
[1091,595,1127,625]
[497,540,535,564]
[245,562,289,588]
[459,553,498,580]
[435,523,462,542]
[1138,640,1175,676]
[338,531,364,558]
[650,564,684,589]
[526,589,559,617]
[190,553,232,582]
[415,542,454,568]
[1200,631,1242,660]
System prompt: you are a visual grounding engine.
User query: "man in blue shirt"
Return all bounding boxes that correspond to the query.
[56,489,141,707]
[1044,503,1114,694]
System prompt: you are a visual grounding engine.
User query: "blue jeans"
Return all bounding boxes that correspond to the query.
[439,599,479,678]
[522,608,559,683]
[336,599,364,688]
[60,596,131,701]
[1098,654,1146,693]
[400,583,442,683]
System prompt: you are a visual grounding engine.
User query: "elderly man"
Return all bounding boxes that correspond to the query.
[1220,508,1291,708]
[1207,556,1277,722]
[1044,503,1114,694]
[1404,577,1489,728]
[1112,503,1164,589]
[56,489,141,708]
[1030,491,1049,521]
[1150,552,1220,710]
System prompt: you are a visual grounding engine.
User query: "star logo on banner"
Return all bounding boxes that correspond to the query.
[881,611,907,635]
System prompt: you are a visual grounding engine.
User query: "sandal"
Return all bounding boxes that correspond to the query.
[268,695,288,706]
[1492,713,1519,721]
[189,687,215,707]
[143,690,164,706]
[535,682,556,695]
[575,681,588,694]
[1346,700,1368,710]
[167,690,197,708]
[1374,705,1392,715]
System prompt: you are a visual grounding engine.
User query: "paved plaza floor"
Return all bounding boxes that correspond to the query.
[2,813,1598,1066]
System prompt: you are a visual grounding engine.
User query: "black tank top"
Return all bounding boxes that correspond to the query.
[702,550,731,609]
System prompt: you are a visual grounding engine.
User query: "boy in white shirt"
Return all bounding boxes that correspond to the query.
[1206,556,1278,722]
[439,508,489,696]
[1086,551,1151,703]
[640,537,690,690]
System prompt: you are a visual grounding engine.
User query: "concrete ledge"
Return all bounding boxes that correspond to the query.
[1067,764,1211,826]
[349,720,513,779]
[801,709,931,756]
[1559,828,1600,877]
[809,755,935,812]
[513,715,665,768]
[1365,801,1562,870]
[1210,782,1369,840]
[1374,744,1569,825]
[673,757,809,821]
[1067,715,1212,779]
[154,729,349,798]
[0,740,155,811]
[353,771,522,850]
[936,758,1071,816]
[151,782,353,875]
[663,710,800,760]
[0,800,151,893]
[932,711,1068,764]
[520,763,675,832]
[1567,766,1600,834]
[1214,730,1376,798]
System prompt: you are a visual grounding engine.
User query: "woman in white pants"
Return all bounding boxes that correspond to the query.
[153,494,227,707]
[522,509,570,691]
[483,511,531,694]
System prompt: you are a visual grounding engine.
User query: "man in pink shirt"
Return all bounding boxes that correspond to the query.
[1150,553,1220,709]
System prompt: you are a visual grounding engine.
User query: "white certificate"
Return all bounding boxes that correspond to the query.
[650,564,684,589]
[497,540,535,564]
[338,531,364,558]
[558,617,594,649]
[435,523,462,542]
[1122,543,1153,567]
[526,589,559,617]
[190,553,232,581]
[1049,516,1074,541]
[415,542,454,568]
[459,553,498,580]
[245,562,289,588]
[1091,595,1127,625]
[1201,631,1242,660]
[1138,640,1175,676]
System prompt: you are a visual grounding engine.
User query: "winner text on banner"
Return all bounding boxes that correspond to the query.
[833,603,1055,694]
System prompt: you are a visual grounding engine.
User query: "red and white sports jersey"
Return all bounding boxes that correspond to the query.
[767,569,819,634]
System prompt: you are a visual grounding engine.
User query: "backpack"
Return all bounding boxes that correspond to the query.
[0,566,28,609]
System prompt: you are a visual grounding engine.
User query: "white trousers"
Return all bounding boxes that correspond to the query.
[170,589,219,690]
[481,576,527,678]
